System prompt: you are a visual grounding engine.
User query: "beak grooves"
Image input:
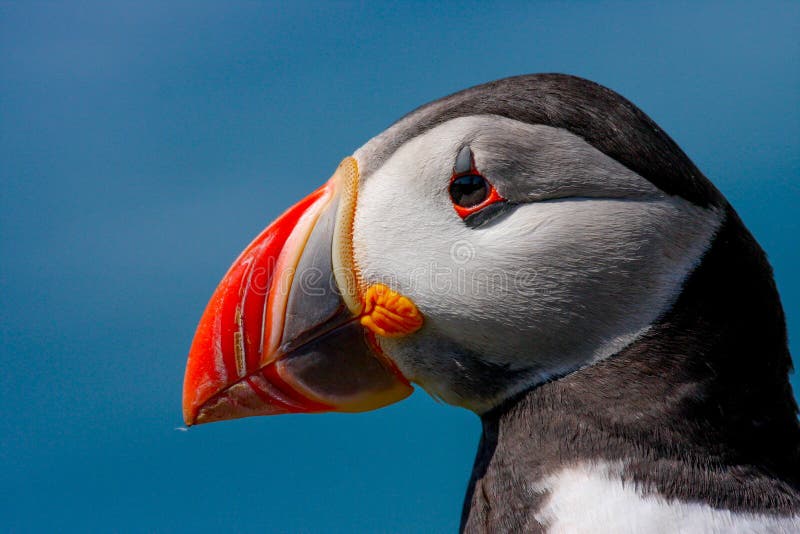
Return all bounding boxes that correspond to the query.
[332,157,365,315]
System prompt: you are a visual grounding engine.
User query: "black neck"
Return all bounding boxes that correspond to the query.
[461,206,800,532]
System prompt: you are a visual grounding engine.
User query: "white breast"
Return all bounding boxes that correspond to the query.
[533,462,800,534]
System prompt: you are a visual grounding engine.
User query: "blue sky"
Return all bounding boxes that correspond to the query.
[1,2,798,532]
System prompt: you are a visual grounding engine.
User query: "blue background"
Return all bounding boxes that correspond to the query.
[1,2,798,532]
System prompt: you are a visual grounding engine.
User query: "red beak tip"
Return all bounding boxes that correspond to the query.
[184,378,303,426]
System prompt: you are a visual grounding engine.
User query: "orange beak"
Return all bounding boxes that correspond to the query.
[182,159,416,426]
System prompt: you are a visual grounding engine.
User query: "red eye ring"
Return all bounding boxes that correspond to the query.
[448,146,506,219]
[449,175,505,219]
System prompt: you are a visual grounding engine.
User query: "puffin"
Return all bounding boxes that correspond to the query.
[182,74,800,532]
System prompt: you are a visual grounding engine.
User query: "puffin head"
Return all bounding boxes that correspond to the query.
[182,74,727,424]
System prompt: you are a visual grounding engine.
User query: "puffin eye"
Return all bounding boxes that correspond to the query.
[449,146,506,222]
[450,175,489,208]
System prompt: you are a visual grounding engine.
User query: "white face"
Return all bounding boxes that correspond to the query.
[352,115,722,412]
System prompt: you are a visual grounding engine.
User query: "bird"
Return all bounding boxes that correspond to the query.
[182,74,800,533]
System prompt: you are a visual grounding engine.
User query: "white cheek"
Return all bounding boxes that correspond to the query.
[353,133,472,288]
[355,169,721,374]
[351,115,722,407]
[466,198,721,363]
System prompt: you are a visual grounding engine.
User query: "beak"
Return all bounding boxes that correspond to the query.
[183,158,420,426]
